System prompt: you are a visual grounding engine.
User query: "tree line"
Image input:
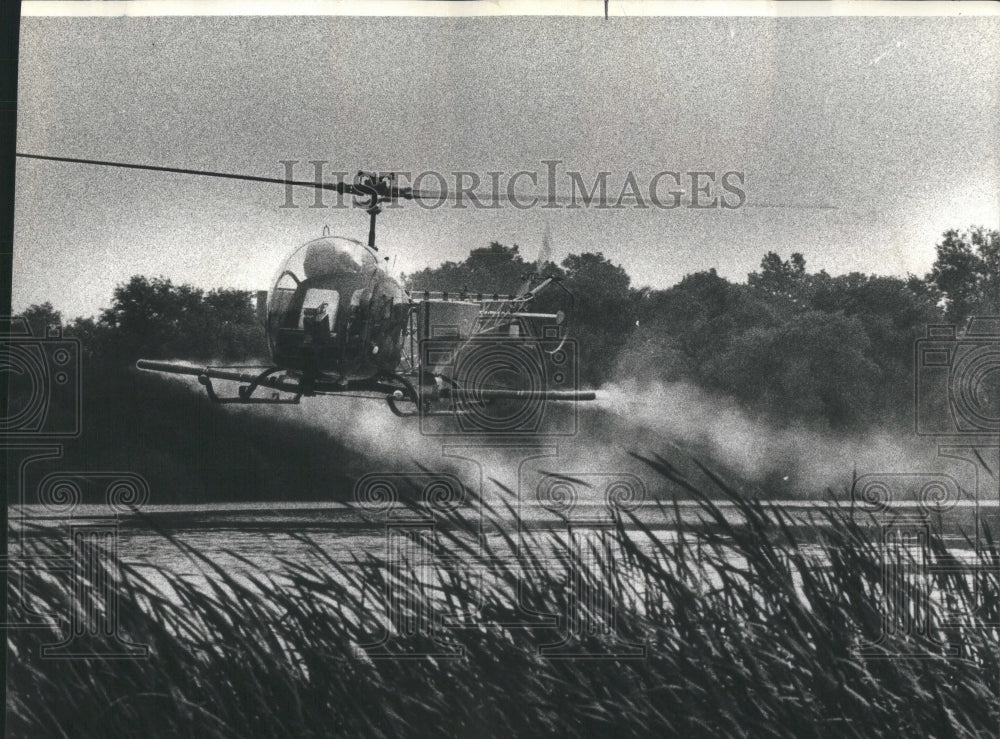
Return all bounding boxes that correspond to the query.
[407,227,997,431]
[17,226,998,433]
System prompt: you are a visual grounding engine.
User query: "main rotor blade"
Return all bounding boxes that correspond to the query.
[16,152,355,193]
[18,153,837,210]
[404,187,591,207]
[405,186,836,210]
[404,187,709,207]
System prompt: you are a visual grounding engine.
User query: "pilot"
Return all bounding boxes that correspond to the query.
[302,241,362,280]
[281,242,362,329]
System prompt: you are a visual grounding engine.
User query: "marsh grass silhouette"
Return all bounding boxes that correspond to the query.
[7,456,1000,737]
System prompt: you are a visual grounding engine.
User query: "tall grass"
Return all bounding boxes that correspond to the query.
[7,456,1000,737]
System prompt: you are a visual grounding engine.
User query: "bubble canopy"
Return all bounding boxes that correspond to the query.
[271,236,378,290]
[266,236,382,369]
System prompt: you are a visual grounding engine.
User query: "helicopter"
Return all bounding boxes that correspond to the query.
[16,153,596,429]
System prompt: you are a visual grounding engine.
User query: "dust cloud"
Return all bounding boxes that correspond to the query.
[588,379,946,494]
[155,367,954,500]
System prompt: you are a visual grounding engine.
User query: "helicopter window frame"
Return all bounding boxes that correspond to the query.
[274,270,301,293]
[277,270,301,286]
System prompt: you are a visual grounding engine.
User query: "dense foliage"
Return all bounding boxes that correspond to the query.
[15,226,998,437]
[408,227,997,431]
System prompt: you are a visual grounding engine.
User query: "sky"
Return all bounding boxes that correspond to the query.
[12,14,1000,319]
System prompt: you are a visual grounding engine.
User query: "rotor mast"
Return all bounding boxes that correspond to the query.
[353,171,399,252]
[367,207,379,250]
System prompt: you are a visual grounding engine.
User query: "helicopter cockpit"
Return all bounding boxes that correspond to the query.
[267,236,380,375]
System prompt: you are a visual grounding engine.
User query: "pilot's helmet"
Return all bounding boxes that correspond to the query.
[302,240,362,280]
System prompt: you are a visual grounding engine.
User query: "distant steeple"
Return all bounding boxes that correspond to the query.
[537,223,552,274]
